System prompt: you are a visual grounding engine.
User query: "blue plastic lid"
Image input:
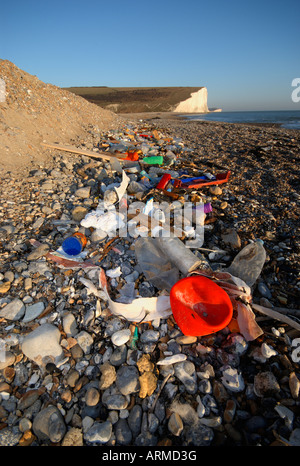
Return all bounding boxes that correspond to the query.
[62,237,82,256]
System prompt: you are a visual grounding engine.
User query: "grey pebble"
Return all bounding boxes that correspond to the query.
[128,404,142,437]
[116,365,140,396]
[84,421,112,444]
[0,298,25,321]
[32,405,66,443]
[115,418,132,445]
[23,301,45,322]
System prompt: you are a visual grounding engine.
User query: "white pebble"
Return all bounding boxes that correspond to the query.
[271,327,281,337]
[157,354,187,365]
[106,267,122,278]
[221,367,245,392]
[111,329,131,346]
[261,342,277,358]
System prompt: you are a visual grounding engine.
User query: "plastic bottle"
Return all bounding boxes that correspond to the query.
[227,239,266,287]
[157,236,211,276]
[142,156,164,165]
[156,174,171,190]
[62,232,87,256]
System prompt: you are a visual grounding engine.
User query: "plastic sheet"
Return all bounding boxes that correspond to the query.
[135,237,179,291]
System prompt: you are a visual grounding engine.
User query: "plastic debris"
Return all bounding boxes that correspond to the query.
[98,268,172,323]
[114,170,130,201]
[226,239,267,287]
[80,203,125,237]
[62,232,87,256]
[79,277,106,299]
[156,236,210,276]
[190,269,263,341]
[170,275,233,337]
[134,237,179,291]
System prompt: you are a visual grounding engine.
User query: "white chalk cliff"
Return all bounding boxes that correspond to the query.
[173,87,208,113]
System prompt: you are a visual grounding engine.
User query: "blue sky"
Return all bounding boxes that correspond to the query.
[1,0,299,111]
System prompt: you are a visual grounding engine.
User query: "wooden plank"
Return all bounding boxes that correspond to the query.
[41,142,127,161]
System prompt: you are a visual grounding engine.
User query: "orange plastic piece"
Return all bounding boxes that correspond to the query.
[170,276,233,337]
[72,232,87,248]
[228,318,240,333]
[125,150,141,161]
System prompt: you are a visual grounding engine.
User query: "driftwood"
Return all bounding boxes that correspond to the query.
[252,303,300,331]
[41,142,127,161]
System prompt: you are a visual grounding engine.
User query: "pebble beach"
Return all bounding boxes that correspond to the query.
[0,61,300,448]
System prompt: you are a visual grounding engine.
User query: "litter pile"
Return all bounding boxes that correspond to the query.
[0,121,299,447]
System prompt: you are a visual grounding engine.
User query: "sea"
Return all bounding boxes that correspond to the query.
[183,110,300,130]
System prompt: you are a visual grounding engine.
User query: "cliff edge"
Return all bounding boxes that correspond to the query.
[173,87,208,113]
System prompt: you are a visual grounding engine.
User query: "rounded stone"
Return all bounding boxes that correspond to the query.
[176,335,197,345]
[99,363,117,390]
[111,329,131,346]
[168,412,183,436]
[63,313,78,337]
[76,330,94,354]
[254,371,280,397]
[84,421,112,444]
[21,323,63,367]
[209,186,222,195]
[19,417,32,433]
[22,302,45,323]
[72,206,88,222]
[61,427,83,446]
[140,330,160,344]
[0,282,11,294]
[116,365,140,396]
[0,298,25,321]
[0,352,16,370]
[66,369,80,388]
[109,345,127,366]
[85,387,100,407]
[75,186,91,199]
[174,360,197,394]
[128,404,142,437]
[115,418,132,445]
[32,405,66,443]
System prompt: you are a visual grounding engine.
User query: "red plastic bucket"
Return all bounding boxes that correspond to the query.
[170,276,233,337]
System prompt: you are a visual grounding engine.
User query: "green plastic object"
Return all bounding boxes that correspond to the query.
[130,326,139,349]
[142,156,164,165]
